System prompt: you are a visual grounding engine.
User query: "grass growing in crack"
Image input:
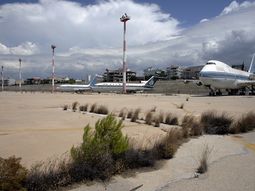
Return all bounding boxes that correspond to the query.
[72,101,79,112]
[95,105,109,115]
[196,144,213,174]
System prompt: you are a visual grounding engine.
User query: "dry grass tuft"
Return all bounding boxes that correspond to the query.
[230,111,255,133]
[131,108,141,122]
[145,112,153,125]
[90,103,97,113]
[150,106,157,112]
[182,115,203,137]
[127,110,133,119]
[177,103,184,109]
[196,144,213,174]
[72,101,79,112]
[79,104,88,112]
[63,105,68,111]
[95,105,109,115]
[165,113,178,125]
[201,111,232,135]
[118,108,127,120]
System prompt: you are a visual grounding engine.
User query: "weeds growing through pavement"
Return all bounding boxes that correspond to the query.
[196,144,213,174]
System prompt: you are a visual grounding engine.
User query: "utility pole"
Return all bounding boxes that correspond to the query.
[1,66,3,92]
[19,58,22,91]
[120,13,130,94]
[51,45,56,93]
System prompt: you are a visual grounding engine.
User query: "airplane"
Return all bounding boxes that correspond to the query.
[57,76,97,93]
[185,53,255,96]
[90,76,157,93]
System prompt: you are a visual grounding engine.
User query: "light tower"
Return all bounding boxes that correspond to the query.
[19,58,22,91]
[120,13,130,94]
[1,66,3,91]
[51,45,56,93]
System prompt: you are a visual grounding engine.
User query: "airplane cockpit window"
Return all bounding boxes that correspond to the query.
[206,62,216,65]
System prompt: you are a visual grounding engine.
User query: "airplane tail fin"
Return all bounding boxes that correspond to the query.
[144,76,157,87]
[248,53,255,73]
[89,75,97,87]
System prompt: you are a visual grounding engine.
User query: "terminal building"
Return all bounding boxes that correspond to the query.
[103,68,136,82]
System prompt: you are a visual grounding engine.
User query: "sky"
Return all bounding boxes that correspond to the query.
[0,0,255,79]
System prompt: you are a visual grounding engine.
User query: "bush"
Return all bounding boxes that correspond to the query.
[72,101,79,112]
[165,113,178,125]
[158,112,164,123]
[90,103,97,113]
[201,111,232,135]
[131,108,141,122]
[0,156,27,191]
[79,104,88,112]
[71,115,129,176]
[230,112,255,133]
[95,105,109,115]
[177,103,184,109]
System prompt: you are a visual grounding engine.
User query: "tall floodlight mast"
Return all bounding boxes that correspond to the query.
[51,45,56,93]
[120,13,130,94]
[19,58,22,91]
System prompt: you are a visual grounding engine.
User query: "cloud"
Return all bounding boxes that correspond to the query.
[220,0,255,15]
[1,0,255,79]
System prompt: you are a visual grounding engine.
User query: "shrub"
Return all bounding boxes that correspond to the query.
[158,112,164,123]
[71,115,129,176]
[0,156,27,191]
[201,111,233,135]
[150,106,156,112]
[72,101,79,112]
[186,97,189,102]
[196,145,212,174]
[79,104,88,112]
[90,103,97,113]
[165,113,178,125]
[95,105,109,115]
[230,112,255,133]
[127,110,133,119]
[131,108,141,122]
[63,105,68,111]
[145,112,153,125]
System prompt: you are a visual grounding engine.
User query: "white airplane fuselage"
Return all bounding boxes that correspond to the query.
[91,76,156,93]
[199,60,252,90]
